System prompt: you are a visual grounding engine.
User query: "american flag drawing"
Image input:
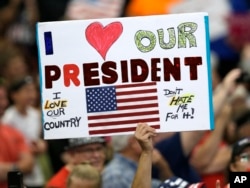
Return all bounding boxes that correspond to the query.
[86,82,160,135]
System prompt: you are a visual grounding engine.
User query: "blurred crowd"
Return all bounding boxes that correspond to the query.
[0,0,250,188]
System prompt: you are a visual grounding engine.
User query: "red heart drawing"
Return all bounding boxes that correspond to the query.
[85,22,123,60]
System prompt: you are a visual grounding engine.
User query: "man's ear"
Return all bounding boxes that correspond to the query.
[230,162,237,172]
[129,136,138,149]
[128,136,134,144]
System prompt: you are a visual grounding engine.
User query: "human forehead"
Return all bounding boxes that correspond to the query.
[241,122,250,128]
[70,176,98,188]
[241,146,250,154]
[20,83,36,90]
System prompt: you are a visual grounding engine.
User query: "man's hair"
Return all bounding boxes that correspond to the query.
[67,164,101,188]
[111,134,132,152]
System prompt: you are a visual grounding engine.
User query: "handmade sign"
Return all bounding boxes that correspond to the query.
[36,12,214,139]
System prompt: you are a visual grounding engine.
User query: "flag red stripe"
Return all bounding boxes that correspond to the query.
[88,110,159,120]
[89,125,160,135]
[118,103,158,110]
[117,96,158,103]
[87,82,160,134]
[88,117,160,127]
[116,82,156,89]
[116,88,157,96]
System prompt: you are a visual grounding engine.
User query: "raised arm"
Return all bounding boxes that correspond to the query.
[190,103,232,172]
[181,68,241,156]
[213,68,241,116]
[0,0,21,32]
[131,123,157,188]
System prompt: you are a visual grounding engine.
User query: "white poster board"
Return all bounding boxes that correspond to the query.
[36,12,214,139]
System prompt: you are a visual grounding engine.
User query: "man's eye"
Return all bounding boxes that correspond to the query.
[240,154,250,162]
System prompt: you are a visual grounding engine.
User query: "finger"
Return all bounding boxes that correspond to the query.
[135,123,145,134]
[136,123,157,140]
[137,123,149,134]
[216,179,220,188]
[136,122,146,132]
[135,123,147,139]
[142,132,157,140]
[147,125,156,133]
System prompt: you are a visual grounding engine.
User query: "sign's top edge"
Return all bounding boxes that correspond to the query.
[37,12,209,25]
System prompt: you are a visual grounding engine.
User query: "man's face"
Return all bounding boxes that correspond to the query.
[68,176,99,188]
[230,146,250,172]
[237,122,250,140]
[12,83,37,107]
[70,143,106,172]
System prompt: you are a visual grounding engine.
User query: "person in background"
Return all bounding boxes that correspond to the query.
[237,43,250,108]
[0,78,34,188]
[215,136,250,188]
[212,68,242,116]
[151,68,242,184]
[132,123,206,188]
[46,137,107,188]
[2,76,46,188]
[0,0,39,76]
[152,123,206,183]
[0,42,29,87]
[102,130,173,188]
[230,137,250,174]
[190,101,233,187]
[0,0,23,37]
[233,109,250,140]
[64,0,130,20]
[67,163,102,188]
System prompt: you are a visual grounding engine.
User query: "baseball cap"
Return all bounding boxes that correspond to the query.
[158,176,206,188]
[231,137,250,163]
[64,137,106,151]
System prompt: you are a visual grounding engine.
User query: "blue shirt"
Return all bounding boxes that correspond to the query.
[154,133,201,183]
[102,153,161,188]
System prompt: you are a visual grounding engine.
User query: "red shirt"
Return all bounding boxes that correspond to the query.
[192,131,227,188]
[46,166,70,188]
[0,125,30,188]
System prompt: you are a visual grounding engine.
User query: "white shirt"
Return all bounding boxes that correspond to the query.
[2,106,44,186]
